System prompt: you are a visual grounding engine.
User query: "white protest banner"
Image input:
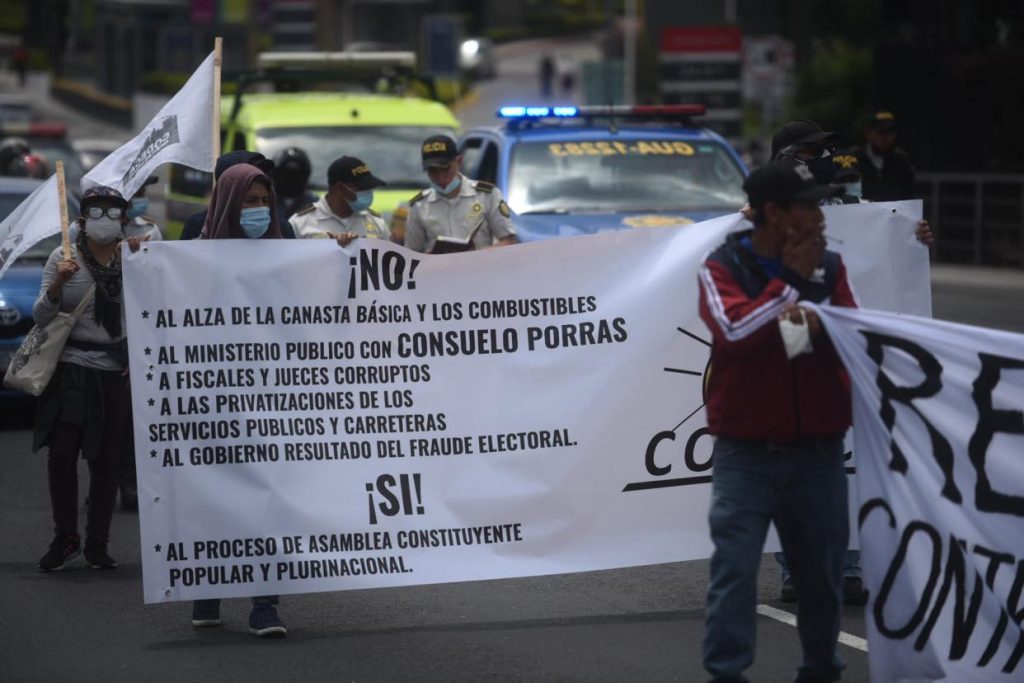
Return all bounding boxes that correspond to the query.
[0,174,60,281]
[123,202,928,604]
[816,305,1024,682]
[83,50,216,199]
[825,200,930,317]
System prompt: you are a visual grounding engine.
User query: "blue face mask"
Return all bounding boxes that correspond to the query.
[843,181,862,199]
[349,190,373,213]
[431,175,462,196]
[240,206,271,239]
[127,197,149,219]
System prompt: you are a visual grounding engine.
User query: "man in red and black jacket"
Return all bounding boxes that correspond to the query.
[698,160,856,683]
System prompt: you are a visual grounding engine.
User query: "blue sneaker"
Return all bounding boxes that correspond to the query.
[248,604,287,638]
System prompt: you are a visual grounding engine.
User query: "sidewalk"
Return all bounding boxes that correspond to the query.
[931,263,1024,289]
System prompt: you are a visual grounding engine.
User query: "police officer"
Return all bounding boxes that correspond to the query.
[404,134,517,254]
[124,176,163,242]
[770,119,840,188]
[273,147,318,221]
[289,156,389,242]
[829,150,865,203]
[855,110,916,202]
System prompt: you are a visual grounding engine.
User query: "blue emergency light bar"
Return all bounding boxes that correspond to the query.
[498,106,578,118]
[497,104,706,119]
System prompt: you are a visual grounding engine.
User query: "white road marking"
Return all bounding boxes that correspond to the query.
[756,604,869,652]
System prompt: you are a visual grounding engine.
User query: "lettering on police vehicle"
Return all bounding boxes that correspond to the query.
[548,140,696,158]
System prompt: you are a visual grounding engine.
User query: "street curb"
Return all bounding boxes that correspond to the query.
[49,78,132,129]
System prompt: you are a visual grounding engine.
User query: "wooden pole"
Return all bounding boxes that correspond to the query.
[212,36,223,190]
[55,161,70,260]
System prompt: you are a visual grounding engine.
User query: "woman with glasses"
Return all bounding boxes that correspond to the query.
[32,185,142,572]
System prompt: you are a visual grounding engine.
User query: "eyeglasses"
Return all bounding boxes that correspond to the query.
[84,205,125,220]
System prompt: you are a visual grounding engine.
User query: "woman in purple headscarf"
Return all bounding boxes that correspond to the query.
[192,163,289,637]
[200,163,282,241]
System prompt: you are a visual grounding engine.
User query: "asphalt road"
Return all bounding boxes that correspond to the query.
[2,41,1022,683]
[5,266,1021,683]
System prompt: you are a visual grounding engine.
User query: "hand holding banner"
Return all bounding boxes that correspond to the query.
[816,305,1024,682]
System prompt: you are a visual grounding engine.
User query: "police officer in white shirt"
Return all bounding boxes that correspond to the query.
[404,134,517,253]
[289,156,389,244]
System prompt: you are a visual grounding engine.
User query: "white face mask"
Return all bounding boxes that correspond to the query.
[86,217,123,245]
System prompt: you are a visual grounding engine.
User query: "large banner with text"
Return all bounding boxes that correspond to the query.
[124,202,928,604]
[817,306,1024,683]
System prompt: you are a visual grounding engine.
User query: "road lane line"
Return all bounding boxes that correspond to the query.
[756,604,869,652]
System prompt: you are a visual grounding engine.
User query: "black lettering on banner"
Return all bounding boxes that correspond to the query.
[625,428,713,491]
[873,521,943,640]
[347,248,421,298]
[972,545,1016,668]
[645,431,674,476]
[914,538,985,659]
[968,352,1024,517]
[684,428,713,472]
[861,499,1024,672]
[862,331,961,504]
[366,473,424,525]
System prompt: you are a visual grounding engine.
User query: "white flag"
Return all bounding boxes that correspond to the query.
[0,174,61,281]
[816,305,1024,682]
[83,50,216,200]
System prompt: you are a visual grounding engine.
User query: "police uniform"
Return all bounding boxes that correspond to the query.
[854,145,915,202]
[854,111,916,202]
[404,174,516,253]
[289,196,390,240]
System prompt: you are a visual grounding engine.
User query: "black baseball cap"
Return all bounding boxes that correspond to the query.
[421,134,459,169]
[327,156,386,190]
[214,150,275,180]
[743,160,841,210]
[81,185,129,210]
[866,110,897,132]
[770,120,837,159]
[831,151,862,182]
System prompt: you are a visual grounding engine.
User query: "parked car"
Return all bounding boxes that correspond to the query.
[0,177,78,397]
[0,121,87,193]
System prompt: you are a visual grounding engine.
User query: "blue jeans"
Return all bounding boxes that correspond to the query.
[703,437,847,683]
[776,550,861,581]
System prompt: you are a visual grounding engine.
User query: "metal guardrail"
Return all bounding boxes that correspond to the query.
[917,172,1024,267]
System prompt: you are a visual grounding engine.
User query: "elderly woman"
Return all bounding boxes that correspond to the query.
[33,186,139,572]
[192,163,288,638]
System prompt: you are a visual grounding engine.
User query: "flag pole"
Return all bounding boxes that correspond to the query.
[55,161,70,260]
[211,36,223,190]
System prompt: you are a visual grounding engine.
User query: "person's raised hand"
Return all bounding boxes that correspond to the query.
[781,228,825,280]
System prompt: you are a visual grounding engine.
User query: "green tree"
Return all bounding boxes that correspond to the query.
[790,38,873,146]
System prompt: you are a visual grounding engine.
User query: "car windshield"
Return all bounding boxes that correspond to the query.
[256,126,458,191]
[507,138,747,214]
